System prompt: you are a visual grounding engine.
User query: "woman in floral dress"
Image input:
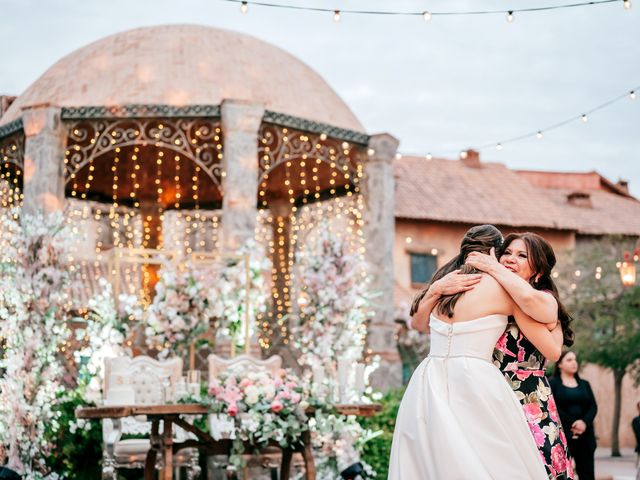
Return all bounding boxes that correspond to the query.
[411,231,574,480]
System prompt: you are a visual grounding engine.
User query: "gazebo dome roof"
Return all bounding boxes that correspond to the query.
[0,24,364,132]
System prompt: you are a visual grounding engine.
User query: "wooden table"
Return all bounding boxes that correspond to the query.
[76,402,382,480]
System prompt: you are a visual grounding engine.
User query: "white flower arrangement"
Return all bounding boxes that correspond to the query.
[206,368,309,468]
[0,210,73,479]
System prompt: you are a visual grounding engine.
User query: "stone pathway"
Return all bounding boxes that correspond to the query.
[595,447,639,480]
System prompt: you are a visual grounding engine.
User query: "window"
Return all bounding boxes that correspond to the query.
[410,253,437,285]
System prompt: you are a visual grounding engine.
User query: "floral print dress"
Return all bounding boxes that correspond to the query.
[493,321,574,480]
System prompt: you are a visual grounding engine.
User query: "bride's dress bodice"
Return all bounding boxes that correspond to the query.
[429,313,508,362]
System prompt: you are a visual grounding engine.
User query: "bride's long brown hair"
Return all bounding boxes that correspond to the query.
[434,225,504,318]
[500,233,574,347]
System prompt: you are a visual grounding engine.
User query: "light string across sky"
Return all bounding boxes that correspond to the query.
[397,84,640,161]
[223,0,631,21]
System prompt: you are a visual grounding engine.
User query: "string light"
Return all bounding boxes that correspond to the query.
[333,10,341,22]
[422,11,432,22]
[506,11,515,22]
[219,0,622,20]
[240,0,248,13]
[496,143,503,151]
[623,0,632,8]
[401,83,640,158]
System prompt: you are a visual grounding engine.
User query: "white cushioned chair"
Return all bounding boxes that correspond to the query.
[102,356,201,479]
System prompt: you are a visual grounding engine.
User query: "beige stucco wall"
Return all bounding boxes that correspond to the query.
[394,219,576,298]
[582,363,640,449]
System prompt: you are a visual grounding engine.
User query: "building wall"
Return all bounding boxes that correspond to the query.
[582,364,640,449]
[394,219,575,298]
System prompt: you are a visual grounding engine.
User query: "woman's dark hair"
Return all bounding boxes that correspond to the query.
[500,232,574,347]
[433,225,504,318]
[553,350,580,380]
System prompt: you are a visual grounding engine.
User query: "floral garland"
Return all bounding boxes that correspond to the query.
[72,278,138,402]
[307,410,378,480]
[216,241,270,351]
[293,221,372,373]
[0,210,73,479]
[145,263,222,358]
[146,241,270,357]
[206,368,309,468]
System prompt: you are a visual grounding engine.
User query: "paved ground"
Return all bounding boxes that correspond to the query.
[595,447,639,480]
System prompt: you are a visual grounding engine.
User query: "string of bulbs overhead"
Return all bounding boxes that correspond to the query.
[396,84,639,161]
[225,0,631,21]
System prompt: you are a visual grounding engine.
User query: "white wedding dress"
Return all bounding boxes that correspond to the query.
[389,314,547,480]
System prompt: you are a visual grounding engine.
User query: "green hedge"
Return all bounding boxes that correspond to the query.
[357,388,405,477]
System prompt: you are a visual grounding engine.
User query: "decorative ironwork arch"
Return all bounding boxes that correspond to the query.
[257,122,363,188]
[0,130,25,171]
[64,117,223,192]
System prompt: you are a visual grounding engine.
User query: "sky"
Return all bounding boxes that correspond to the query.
[1,0,639,195]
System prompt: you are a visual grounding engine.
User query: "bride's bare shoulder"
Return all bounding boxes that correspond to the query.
[473,273,510,300]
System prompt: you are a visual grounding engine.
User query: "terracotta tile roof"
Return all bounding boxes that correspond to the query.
[393,155,640,236]
[516,170,632,198]
[394,156,568,229]
[532,187,640,236]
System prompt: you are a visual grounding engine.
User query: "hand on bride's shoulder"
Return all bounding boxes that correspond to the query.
[433,269,482,296]
[465,247,500,273]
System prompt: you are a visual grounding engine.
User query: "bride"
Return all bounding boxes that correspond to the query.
[388,225,547,480]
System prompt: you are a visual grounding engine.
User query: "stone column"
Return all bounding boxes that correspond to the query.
[220,100,265,254]
[22,106,67,214]
[363,133,401,389]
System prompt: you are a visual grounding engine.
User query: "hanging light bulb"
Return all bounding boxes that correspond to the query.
[536,131,543,139]
[506,11,514,22]
[240,1,248,13]
[623,0,632,9]
[395,153,402,160]
[630,90,637,100]
[422,11,432,22]
[581,114,588,123]
[426,153,433,160]
[460,150,468,160]
[496,143,503,151]
[333,10,341,22]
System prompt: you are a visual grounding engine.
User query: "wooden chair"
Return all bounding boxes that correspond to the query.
[102,356,201,480]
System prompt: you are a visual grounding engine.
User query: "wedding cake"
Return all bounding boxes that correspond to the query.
[105,357,136,405]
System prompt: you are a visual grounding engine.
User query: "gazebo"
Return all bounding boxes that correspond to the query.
[0,25,400,385]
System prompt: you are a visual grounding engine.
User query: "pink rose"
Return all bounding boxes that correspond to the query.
[559,428,567,446]
[503,362,519,372]
[550,444,567,474]
[523,402,544,425]
[285,381,297,389]
[228,403,238,417]
[547,396,560,423]
[277,390,291,400]
[290,392,301,404]
[528,423,546,447]
[515,370,533,381]
[494,334,516,356]
[239,378,253,388]
[566,457,574,478]
[271,400,284,413]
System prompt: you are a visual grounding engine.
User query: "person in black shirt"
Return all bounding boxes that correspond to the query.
[632,401,640,467]
[550,350,598,480]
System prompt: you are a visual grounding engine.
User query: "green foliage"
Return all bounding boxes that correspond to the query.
[45,389,102,479]
[356,388,405,477]
[572,285,640,378]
